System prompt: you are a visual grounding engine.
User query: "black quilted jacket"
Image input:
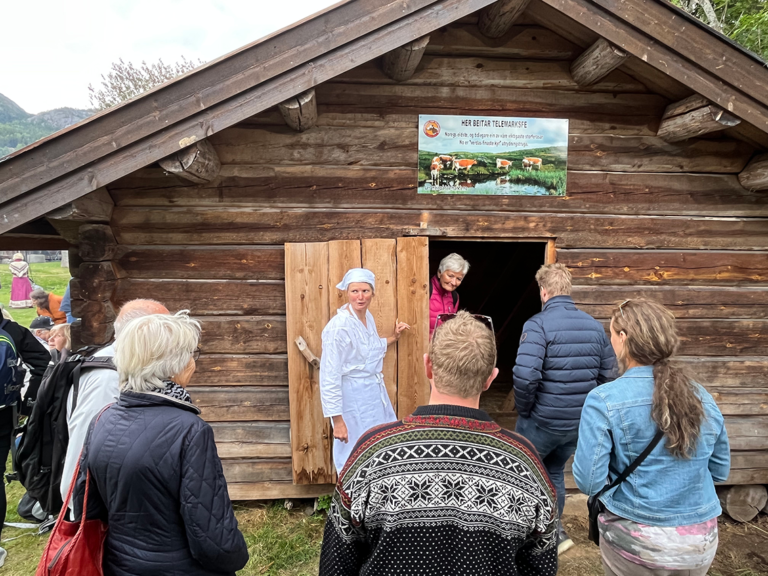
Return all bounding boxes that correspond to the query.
[72,391,248,576]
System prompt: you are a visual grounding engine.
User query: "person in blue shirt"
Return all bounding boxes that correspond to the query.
[573,298,730,576]
[59,279,78,324]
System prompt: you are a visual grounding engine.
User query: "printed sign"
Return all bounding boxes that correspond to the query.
[418,115,569,196]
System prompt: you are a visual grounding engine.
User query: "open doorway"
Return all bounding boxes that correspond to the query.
[429,239,546,427]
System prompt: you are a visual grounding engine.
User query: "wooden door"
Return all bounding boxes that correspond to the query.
[285,238,429,484]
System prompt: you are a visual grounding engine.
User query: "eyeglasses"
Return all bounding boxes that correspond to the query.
[193,346,201,361]
[618,299,631,317]
[435,313,494,335]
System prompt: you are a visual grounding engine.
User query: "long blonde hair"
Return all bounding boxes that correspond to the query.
[611,299,704,458]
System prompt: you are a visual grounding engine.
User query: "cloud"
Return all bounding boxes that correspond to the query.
[0,0,337,113]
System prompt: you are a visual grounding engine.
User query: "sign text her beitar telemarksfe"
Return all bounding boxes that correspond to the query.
[461,119,529,128]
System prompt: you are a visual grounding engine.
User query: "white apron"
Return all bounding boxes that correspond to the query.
[319,305,397,471]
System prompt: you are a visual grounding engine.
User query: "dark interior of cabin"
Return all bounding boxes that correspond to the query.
[428,240,545,389]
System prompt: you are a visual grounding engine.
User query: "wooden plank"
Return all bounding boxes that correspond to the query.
[191,354,288,386]
[316,82,668,116]
[537,0,768,132]
[396,237,430,418]
[200,316,287,354]
[563,250,768,286]
[284,243,334,484]
[227,482,334,501]
[112,207,768,250]
[724,417,768,450]
[221,459,293,484]
[190,386,289,421]
[113,278,286,315]
[664,320,768,356]
[707,389,768,416]
[572,286,768,319]
[424,24,579,59]
[657,104,741,143]
[110,170,768,217]
[363,238,399,409]
[679,357,768,388]
[0,0,499,235]
[336,57,647,92]
[328,240,362,312]
[212,421,291,459]
[114,245,285,279]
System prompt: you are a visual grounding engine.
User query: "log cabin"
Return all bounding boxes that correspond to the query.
[1,0,768,502]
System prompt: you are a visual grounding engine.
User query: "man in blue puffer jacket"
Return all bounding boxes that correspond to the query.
[513,263,616,555]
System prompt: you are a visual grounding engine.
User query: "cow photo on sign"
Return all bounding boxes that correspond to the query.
[418,115,568,196]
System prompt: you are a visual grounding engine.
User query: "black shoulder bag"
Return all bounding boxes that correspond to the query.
[587,429,664,545]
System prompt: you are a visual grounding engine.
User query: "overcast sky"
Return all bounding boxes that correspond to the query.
[2,0,338,114]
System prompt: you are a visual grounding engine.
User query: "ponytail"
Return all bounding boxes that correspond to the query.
[612,299,705,459]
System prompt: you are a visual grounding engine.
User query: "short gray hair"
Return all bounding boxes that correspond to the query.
[438,253,470,276]
[115,311,201,393]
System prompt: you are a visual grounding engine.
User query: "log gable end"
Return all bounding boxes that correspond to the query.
[3,0,768,497]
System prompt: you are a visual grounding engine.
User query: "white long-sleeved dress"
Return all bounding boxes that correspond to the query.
[320,304,397,471]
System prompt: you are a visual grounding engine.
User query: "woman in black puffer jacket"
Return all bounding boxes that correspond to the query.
[72,311,248,576]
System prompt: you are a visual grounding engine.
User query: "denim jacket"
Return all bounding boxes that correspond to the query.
[572,366,730,526]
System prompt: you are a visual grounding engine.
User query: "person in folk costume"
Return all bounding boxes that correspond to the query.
[8,253,33,309]
[320,268,410,471]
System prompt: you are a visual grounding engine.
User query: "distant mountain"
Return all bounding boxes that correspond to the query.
[0,93,95,159]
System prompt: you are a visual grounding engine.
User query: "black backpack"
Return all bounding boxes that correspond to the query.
[13,348,116,514]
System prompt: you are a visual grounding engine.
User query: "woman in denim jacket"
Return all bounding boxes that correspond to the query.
[573,299,730,575]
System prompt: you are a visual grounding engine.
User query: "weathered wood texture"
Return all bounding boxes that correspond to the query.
[226,481,334,501]
[739,153,768,191]
[382,36,430,81]
[570,38,627,86]
[284,243,334,484]
[190,387,289,421]
[158,139,221,184]
[111,208,768,249]
[562,250,768,286]
[424,24,579,59]
[717,485,768,523]
[199,316,287,354]
[396,237,430,418]
[657,99,741,143]
[79,224,118,262]
[278,89,317,132]
[478,0,532,38]
[46,187,114,223]
[212,422,290,458]
[114,278,286,315]
[190,354,287,386]
[362,239,399,408]
[114,245,285,279]
[110,170,768,217]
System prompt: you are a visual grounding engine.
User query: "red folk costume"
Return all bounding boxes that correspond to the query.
[429,275,459,337]
[9,254,33,308]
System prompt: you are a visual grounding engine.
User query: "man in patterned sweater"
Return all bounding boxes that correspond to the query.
[319,311,558,576]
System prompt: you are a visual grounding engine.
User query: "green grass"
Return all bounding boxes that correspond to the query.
[0,261,71,328]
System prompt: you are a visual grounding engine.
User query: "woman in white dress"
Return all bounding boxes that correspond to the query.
[320,268,410,471]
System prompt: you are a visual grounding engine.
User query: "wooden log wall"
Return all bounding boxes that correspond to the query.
[106,15,768,497]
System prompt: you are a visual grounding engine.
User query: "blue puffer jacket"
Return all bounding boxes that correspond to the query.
[73,391,248,576]
[513,295,617,431]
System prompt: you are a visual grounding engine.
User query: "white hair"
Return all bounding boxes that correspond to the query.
[438,253,470,276]
[114,299,166,337]
[115,310,200,393]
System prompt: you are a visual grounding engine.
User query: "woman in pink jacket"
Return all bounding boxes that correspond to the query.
[429,253,470,337]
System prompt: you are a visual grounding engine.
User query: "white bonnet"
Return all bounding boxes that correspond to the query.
[336,268,375,291]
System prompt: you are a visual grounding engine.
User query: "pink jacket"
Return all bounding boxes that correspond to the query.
[429,275,460,337]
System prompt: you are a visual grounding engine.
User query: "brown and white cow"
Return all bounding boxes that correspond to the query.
[522,157,542,171]
[430,160,443,184]
[438,155,454,169]
[454,158,477,173]
[496,158,513,170]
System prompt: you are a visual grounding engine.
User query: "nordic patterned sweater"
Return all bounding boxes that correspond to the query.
[319,404,558,576]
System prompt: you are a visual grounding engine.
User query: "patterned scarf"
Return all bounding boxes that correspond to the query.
[155,380,192,404]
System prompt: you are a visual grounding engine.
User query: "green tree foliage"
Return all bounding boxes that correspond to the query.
[88,56,205,110]
[0,120,54,158]
[674,0,768,60]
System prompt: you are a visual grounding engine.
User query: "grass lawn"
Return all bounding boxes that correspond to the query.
[0,261,71,328]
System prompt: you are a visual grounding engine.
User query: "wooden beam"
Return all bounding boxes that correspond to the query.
[570,38,627,86]
[45,187,114,222]
[382,36,430,81]
[0,234,70,250]
[158,139,221,184]
[739,153,768,191]
[478,0,533,39]
[657,97,741,142]
[278,89,317,132]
